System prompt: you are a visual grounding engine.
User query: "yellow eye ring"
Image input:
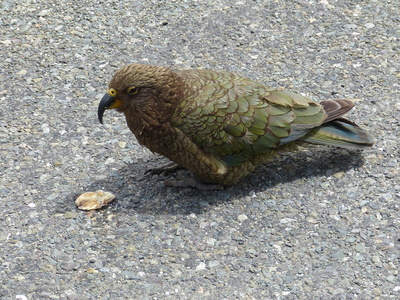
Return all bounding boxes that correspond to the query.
[127,86,138,95]
[108,88,117,97]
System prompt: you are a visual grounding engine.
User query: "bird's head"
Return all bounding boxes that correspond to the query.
[98,64,180,124]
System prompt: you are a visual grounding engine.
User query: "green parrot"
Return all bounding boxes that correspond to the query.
[98,64,374,190]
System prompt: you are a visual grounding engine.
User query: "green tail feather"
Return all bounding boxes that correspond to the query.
[301,119,374,149]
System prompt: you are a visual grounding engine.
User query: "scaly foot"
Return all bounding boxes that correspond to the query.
[145,162,183,176]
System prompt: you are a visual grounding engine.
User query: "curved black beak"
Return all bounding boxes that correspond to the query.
[98,93,116,124]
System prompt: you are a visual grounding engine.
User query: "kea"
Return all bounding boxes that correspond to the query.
[98,64,374,190]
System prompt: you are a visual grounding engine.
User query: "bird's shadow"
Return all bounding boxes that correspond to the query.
[82,148,366,215]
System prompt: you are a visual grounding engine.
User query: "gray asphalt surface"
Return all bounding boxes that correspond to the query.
[1,0,399,299]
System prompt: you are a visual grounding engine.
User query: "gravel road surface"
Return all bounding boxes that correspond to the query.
[1,0,399,299]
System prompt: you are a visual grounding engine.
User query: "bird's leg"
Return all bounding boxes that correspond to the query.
[163,177,224,191]
[145,162,183,176]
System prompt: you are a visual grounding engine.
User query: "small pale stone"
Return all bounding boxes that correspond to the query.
[365,23,375,29]
[14,275,25,281]
[86,268,99,274]
[195,262,206,271]
[306,217,319,224]
[76,190,116,210]
[38,9,50,17]
[105,157,115,165]
[209,260,220,268]
[206,238,216,246]
[386,275,395,282]
[65,211,79,219]
[333,171,344,178]
[172,269,182,277]
[238,214,248,222]
[372,255,382,267]
[372,287,381,295]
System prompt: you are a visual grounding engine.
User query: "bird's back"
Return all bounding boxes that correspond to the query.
[171,69,328,166]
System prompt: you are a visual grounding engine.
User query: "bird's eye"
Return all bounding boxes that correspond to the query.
[108,88,117,97]
[127,87,138,95]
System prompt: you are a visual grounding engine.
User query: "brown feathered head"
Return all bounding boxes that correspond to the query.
[98,64,181,124]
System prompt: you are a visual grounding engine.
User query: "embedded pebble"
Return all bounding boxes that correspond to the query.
[237,214,248,222]
[195,262,206,271]
[365,22,375,29]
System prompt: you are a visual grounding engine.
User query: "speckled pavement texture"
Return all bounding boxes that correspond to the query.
[1,0,399,299]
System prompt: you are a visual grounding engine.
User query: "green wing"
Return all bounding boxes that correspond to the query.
[171,70,326,167]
